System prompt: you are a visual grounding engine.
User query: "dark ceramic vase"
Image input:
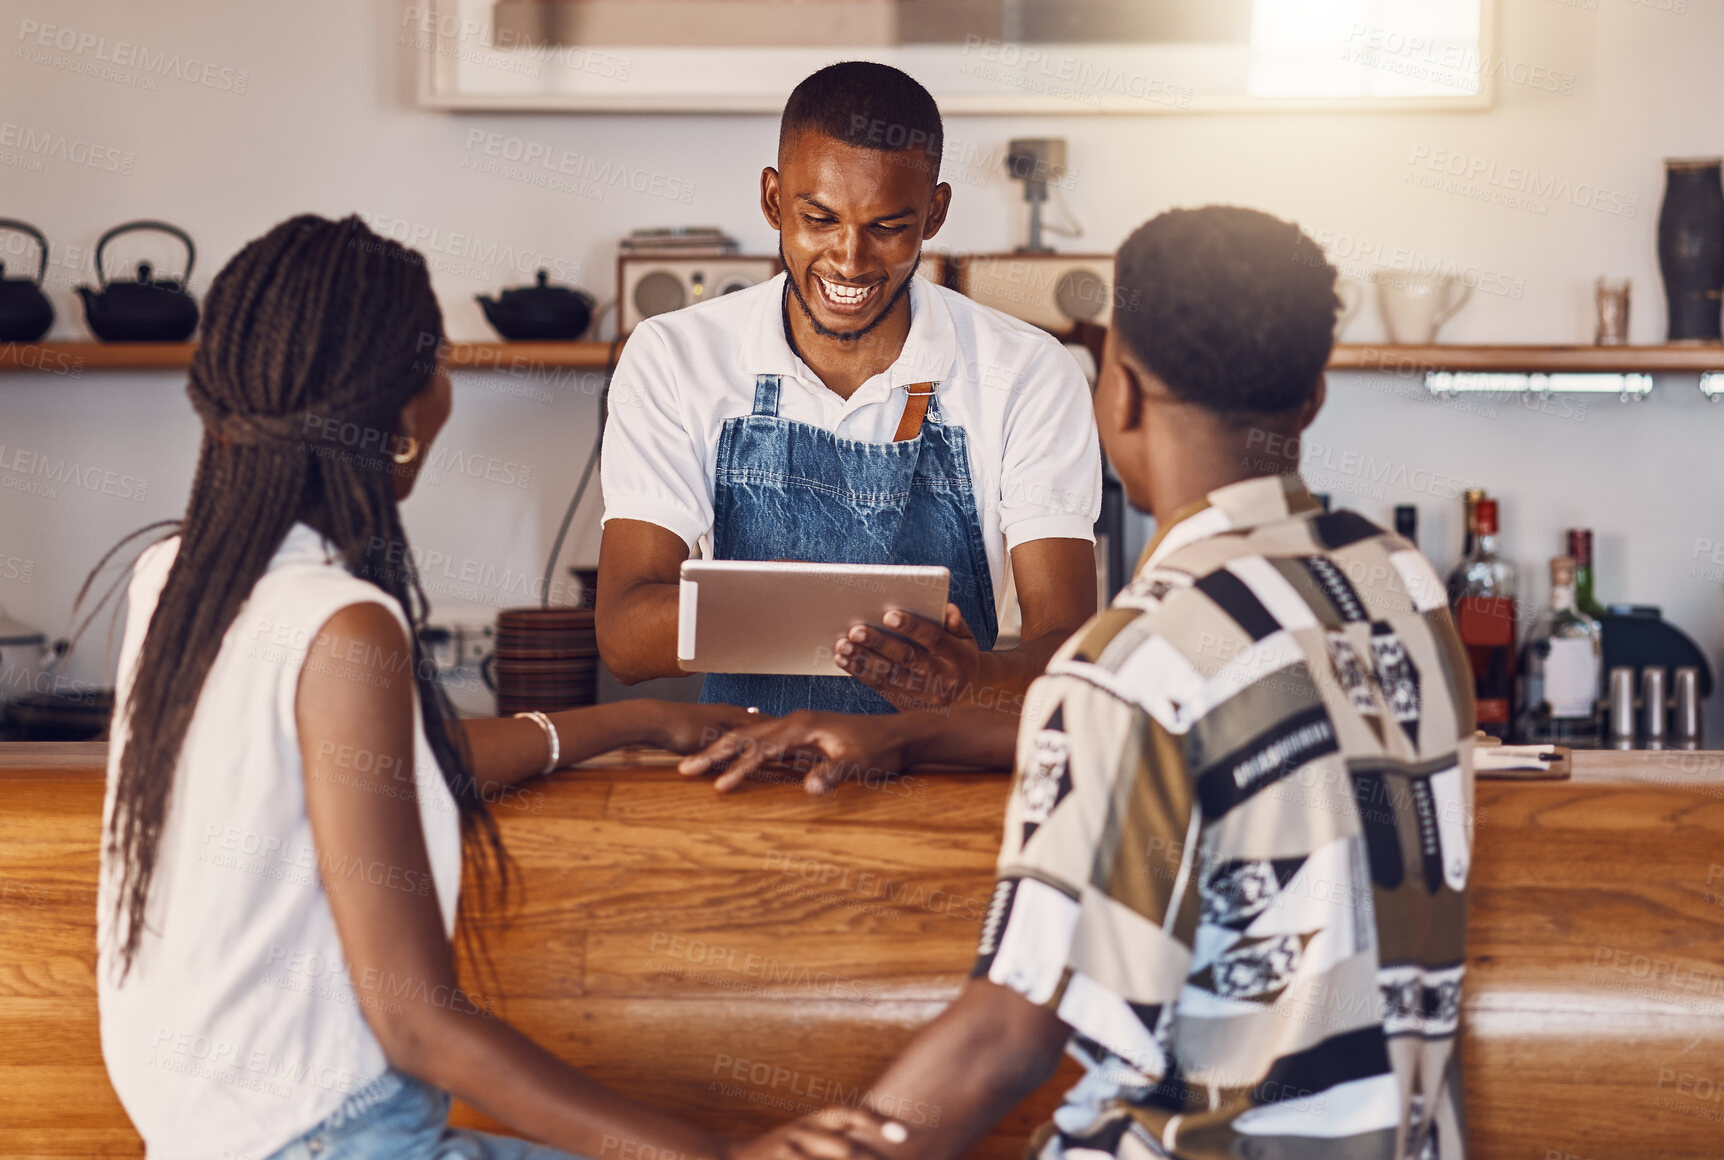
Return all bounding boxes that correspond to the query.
[1657,158,1724,343]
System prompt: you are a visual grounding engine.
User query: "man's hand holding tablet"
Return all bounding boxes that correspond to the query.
[833,602,982,712]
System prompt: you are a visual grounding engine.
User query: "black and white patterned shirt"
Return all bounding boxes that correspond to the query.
[975,474,1475,1160]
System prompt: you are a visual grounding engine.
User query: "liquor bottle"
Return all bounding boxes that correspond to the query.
[1450,499,1518,736]
[1394,504,1418,547]
[1448,489,1485,606]
[1566,528,1607,619]
[1517,555,1603,746]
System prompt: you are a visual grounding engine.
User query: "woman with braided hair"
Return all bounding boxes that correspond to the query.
[95,215,893,1160]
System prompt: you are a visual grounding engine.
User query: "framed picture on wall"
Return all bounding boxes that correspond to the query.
[410,0,1497,114]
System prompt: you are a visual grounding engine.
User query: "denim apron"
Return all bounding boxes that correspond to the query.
[699,372,997,715]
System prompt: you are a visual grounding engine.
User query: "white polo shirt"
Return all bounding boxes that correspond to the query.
[600,272,1101,615]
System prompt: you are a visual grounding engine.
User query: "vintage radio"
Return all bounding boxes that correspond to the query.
[955,252,1117,337]
[617,253,782,336]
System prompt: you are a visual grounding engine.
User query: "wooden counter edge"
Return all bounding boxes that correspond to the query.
[5,739,1723,785]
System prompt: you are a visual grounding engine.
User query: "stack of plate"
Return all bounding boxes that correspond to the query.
[491,607,598,715]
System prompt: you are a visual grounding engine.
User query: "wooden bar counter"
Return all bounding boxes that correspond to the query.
[4,742,1724,1158]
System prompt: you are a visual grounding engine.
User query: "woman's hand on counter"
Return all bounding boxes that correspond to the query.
[630,700,761,755]
[677,710,912,794]
[461,701,756,788]
[726,1106,898,1160]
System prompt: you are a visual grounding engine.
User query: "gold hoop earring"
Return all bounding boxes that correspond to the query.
[391,436,420,466]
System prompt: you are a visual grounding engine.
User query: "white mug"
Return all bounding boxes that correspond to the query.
[1334,279,1365,339]
[1375,273,1472,344]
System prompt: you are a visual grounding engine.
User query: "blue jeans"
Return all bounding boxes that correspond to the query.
[263,1069,585,1160]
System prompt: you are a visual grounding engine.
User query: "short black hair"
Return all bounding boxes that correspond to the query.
[1113,206,1338,416]
[780,61,943,181]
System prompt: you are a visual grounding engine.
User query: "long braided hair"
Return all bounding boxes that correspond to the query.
[106,214,507,978]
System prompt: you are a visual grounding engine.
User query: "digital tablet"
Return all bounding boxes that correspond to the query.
[677,560,951,676]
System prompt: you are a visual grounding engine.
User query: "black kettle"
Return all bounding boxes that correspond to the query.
[78,220,200,342]
[477,268,595,341]
[0,220,55,342]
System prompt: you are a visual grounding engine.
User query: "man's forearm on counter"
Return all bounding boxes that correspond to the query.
[857,980,1071,1160]
[890,706,1019,770]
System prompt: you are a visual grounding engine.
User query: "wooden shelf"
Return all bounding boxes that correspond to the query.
[7,339,1724,376]
[0,341,197,371]
[445,340,617,371]
[0,340,619,374]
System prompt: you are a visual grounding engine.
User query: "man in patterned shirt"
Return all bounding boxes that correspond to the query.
[825,206,1476,1160]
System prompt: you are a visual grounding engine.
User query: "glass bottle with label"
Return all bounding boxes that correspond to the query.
[1566,528,1607,619]
[1461,488,1486,557]
[1450,499,1517,736]
[1518,555,1603,746]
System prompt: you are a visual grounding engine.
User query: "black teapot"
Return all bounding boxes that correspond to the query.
[478,268,595,341]
[0,220,54,342]
[78,220,200,342]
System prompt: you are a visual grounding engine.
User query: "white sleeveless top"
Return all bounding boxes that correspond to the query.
[97,523,462,1160]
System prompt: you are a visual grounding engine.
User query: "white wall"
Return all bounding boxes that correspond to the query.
[3,0,1722,733]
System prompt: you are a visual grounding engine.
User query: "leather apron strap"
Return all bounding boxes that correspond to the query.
[893,382,936,442]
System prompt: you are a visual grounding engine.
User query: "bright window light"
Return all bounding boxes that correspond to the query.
[1248,0,1484,99]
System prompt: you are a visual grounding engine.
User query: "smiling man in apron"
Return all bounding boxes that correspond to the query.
[596,61,1101,716]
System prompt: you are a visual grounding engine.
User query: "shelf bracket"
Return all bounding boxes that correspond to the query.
[1425,371,1654,402]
